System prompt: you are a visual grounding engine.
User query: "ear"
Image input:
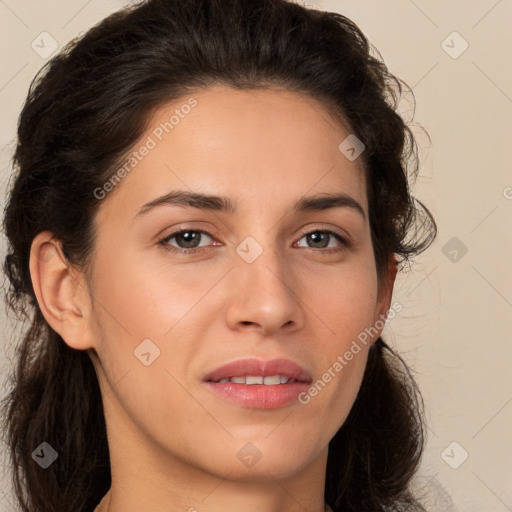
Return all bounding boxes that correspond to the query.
[29,231,95,351]
[371,253,399,341]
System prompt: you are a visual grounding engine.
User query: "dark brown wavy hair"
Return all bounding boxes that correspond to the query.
[1,0,436,510]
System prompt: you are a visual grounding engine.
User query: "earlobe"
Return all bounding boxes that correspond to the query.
[29,231,93,350]
[379,253,398,315]
[372,254,399,341]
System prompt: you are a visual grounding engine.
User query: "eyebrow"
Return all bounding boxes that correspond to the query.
[135,190,366,220]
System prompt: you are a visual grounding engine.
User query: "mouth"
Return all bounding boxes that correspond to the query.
[208,375,304,385]
[202,358,312,409]
[203,357,312,384]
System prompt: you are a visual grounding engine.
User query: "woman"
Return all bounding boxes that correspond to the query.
[1,0,437,511]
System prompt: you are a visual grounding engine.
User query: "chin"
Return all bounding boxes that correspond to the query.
[200,438,321,482]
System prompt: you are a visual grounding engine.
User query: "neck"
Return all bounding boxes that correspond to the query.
[95,491,332,512]
[94,430,329,512]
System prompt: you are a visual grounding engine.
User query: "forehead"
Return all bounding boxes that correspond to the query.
[95,86,368,221]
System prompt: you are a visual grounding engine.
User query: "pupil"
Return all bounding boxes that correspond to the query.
[179,231,200,248]
[309,232,327,248]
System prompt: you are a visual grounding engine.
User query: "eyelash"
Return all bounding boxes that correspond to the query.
[158,228,349,255]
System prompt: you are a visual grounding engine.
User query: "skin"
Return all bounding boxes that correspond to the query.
[30,85,397,512]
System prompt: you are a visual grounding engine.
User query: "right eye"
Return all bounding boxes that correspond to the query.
[158,229,219,254]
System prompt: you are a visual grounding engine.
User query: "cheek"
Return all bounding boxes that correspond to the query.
[88,256,204,441]
[303,255,379,344]
[88,252,225,399]
[299,256,378,421]
[90,252,211,339]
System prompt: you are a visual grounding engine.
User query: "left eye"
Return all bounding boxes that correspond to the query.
[295,230,346,250]
[159,229,347,253]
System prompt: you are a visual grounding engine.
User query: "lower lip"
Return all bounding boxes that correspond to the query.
[204,381,311,409]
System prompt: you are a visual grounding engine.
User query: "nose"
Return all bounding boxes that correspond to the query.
[224,243,305,336]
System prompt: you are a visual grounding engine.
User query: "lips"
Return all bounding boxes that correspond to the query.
[203,357,313,384]
[202,358,314,409]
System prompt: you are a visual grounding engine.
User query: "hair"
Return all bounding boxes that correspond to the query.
[1,0,437,511]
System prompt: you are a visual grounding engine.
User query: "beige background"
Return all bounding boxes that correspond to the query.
[1,1,511,511]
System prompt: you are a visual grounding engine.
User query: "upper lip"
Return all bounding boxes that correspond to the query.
[203,358,313,383]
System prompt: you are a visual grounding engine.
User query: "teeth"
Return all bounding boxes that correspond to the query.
[246,376,263,385]
[263,375,280,385]
[216,375,292,385]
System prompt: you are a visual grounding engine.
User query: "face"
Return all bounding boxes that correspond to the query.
[82,86,394,482]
